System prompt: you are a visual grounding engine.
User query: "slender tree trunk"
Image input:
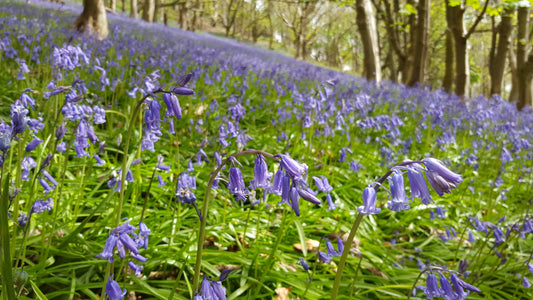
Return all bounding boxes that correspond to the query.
[448,3,468,97]
[356,0,381,83]
[509,49,519,102]
[407,0,430,86]
[517,7,533,110]
[109,0,116,11]
[130,0,138,18]
[154,0,160,23]
[443,29,455,92]
[142,0,155,22]
[489,8,513,96]
[74,0,109,39]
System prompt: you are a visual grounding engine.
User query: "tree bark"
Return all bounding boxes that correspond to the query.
[489,8,513,96]
[142,0,155,23]
[442,28,454,92]
[356,0,381,83]
[109,0,116,11]
[74,0,109,39]
[406,0,430,86]
[516,7,533,110]
[130,0,138,18]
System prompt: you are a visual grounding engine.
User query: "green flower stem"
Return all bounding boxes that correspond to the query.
[407,268,429,300]
[0,162,16,300]
[330,213,363,300]
[192,149,277,294]
[101,89,163,299]
[331,160,420,300]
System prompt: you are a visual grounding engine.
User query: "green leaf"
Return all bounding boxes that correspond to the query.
[30,280,49,300]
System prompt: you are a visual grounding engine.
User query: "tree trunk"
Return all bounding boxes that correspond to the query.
[407,0,430,86]
[142,0,154,23]
[356,0,381,83]
[509,48,519,102]
[442,28,454,93]
[154,0,161,23]
[109,0,116,11]
[517,7,533,110]
[130,0,138,18]
[447,3,468,98]
[74,0,109,39]
[489,8,513,96]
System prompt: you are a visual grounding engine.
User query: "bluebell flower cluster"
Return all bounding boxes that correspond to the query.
[96,220,149,276]
[195,276,227,300]
[416,269,480,300]
[318,236,344,263]
[358,158,462,215]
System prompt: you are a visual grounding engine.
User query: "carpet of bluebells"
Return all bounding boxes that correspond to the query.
[1,1,533,299]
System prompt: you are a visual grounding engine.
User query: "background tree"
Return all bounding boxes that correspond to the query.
[355,0,381,82]
[74,0,109,39]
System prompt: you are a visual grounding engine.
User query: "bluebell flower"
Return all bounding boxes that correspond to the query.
[250,154,272,189]
[39,178,54,194]
[41,170,58,186]
[21,156,37,181]
[419,273,444,298]
[163,92,182,119]
[528,263,533,275]
[158,175,166,187]
[270,169,284,196]
[93,105,106,124]
[11,101,29,136]
[18,213,28,227]
[228,166,248,201]
[176,172,197,204]
[0,122,11,152]
[138,221,151,249]
[276,154,308,182]
[324,237,339,257]
[298,258,309,271]
[32,198,53,214]
[172,86,195,95]
[290,186,300,216]
[450,273,480,293]
[357,186,381,215]
[407,166,432,205]
[297,187,322,205]
[439,275,458,299]
[523,277,531,288]
[128,261,143,276]
[97,234,118,262]
[422,158,462,196]
[318,251,332,263]
[25,137,42,152]
[387,170,410,212]
[56,122,67,140]
[57,142,67,153]
[105,276,126,300]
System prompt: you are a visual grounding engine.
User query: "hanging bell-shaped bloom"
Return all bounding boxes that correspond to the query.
[357,186,381,215]
[407,167,432,205]
[228,166,247,201]
[422,158,463,196]
[250,154,272,189]
[387,170,410,212]
[105,276,126,300]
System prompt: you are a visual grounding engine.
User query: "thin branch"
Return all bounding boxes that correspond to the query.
[464,0,490,40]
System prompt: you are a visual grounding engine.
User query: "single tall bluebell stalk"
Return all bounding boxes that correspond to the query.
[331,158,464,300]
[192,148,329,293]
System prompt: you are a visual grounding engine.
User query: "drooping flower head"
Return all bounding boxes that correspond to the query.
[422,158,463,196]
[387,170,410,212]
[106,275,126,300]
[176,172,197,204]
[227,157,248,201]
[358,186,381,215]
[250,154,272,189]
